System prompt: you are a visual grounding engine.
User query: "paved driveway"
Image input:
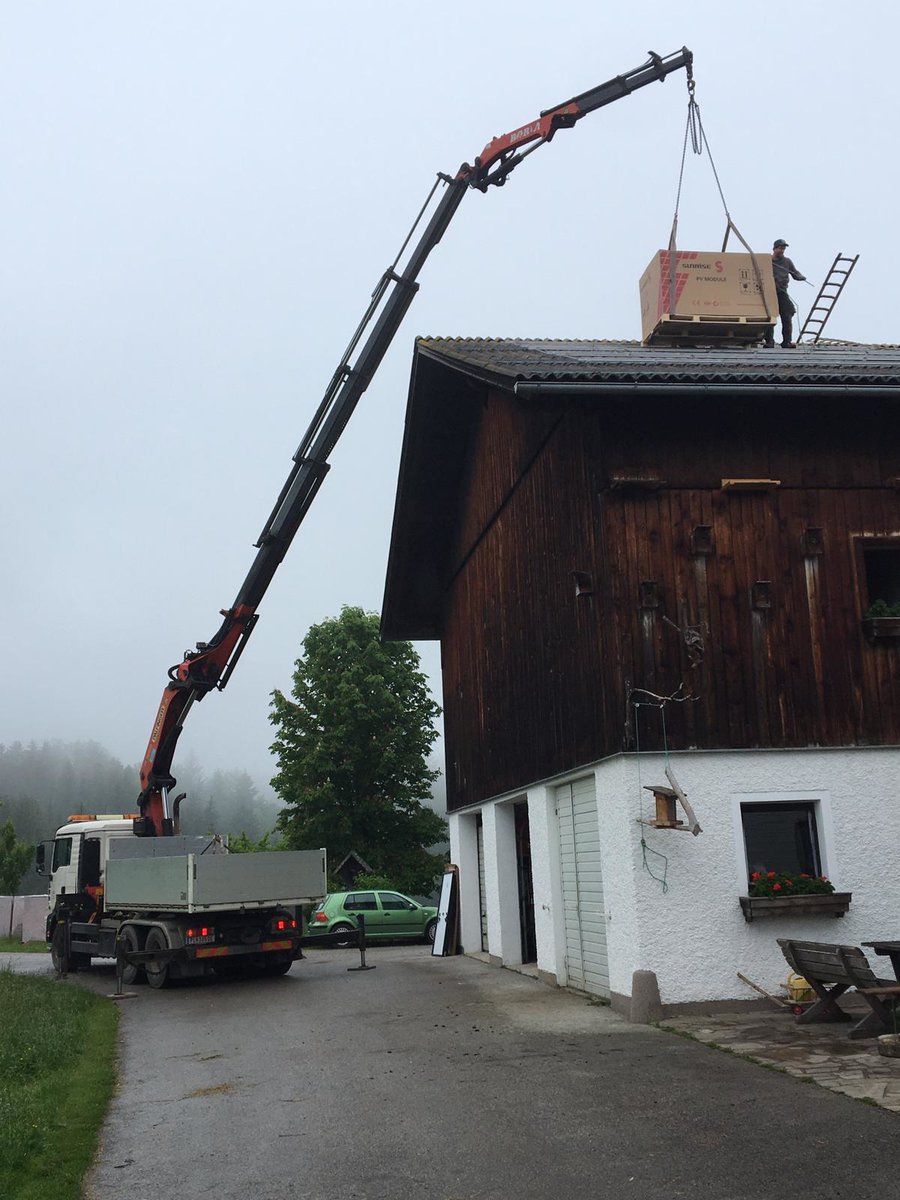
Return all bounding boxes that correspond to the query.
[6,947,900,1198]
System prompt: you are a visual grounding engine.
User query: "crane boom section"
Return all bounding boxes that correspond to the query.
[137,47,693,836]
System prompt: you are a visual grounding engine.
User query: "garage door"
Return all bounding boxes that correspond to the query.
[557,776,609,997]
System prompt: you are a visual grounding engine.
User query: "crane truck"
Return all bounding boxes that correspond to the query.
[35,48,694,986]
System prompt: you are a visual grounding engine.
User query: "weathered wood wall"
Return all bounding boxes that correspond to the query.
[441,387,900,812]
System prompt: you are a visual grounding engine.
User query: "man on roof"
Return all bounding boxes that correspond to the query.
[765,239,807,349]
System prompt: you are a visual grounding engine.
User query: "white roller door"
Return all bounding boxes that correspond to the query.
[557,776,609,996]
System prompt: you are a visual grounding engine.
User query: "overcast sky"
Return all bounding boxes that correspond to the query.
[1,3,894,801]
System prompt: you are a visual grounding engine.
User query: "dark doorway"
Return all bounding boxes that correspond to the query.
[514,801,537,964]
[476,815,488,953]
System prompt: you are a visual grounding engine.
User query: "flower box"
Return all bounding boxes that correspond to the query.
[862,617,900,643]
[739,892,852,922]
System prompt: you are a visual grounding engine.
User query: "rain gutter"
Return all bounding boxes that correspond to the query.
[512,381,900,398]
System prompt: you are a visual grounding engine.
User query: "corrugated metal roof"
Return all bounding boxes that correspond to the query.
[414,337,900,388]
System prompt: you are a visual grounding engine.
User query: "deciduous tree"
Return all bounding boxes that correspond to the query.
[0,806,34,895]
[270,607,446,895]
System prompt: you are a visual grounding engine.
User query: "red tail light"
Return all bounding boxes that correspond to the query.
[185,926,215,945]
[272,916,299,932]
[314,912,328,923]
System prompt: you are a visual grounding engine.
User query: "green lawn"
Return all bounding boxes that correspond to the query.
[0,969,118,1200]
[0,938,48,954]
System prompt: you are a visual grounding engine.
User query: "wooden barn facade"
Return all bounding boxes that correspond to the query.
[382,339,900,1013]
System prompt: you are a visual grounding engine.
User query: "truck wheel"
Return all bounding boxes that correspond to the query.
[120,926,146,986]
[50,925,88,974]
[260,957,293,977]
[212,960,248,979]
[144,928,172,989]
[50,926,71,974]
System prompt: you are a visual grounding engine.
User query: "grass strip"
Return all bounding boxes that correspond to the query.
[0,968,118,1200]
[0,938,49,954]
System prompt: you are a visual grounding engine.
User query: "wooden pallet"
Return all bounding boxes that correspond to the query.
[644,314,772,348]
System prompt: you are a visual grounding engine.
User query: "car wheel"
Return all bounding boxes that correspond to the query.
[119,925,145,986]
[424,919,438,945]
[330,923,356,949]
[144,927,172,989]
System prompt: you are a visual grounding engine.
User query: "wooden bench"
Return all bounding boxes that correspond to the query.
[777,938,900,1039]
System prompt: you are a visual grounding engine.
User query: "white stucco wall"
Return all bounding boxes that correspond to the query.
[449,746,900,1007]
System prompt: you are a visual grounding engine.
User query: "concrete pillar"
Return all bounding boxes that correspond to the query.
[482,801,522,965]
[630,970,663,1024]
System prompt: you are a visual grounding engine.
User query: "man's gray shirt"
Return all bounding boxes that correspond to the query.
[772,255,805,292]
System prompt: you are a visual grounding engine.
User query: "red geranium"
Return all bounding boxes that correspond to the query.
[748,870,836,898]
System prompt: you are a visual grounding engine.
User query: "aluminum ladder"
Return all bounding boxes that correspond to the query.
[798,252,859,343]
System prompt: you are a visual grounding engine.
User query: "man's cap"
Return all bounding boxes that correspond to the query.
[773,238,788,247]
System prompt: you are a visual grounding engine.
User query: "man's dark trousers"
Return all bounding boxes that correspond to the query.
[777,287,796,345]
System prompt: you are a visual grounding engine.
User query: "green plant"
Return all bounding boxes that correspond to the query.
[748,870,835,897]
[0,969,117,1199]
[0,809,33,894]
[352,872,397,891]
[0,937,48,953]
[226,830,285,853]
[865,599,900,618]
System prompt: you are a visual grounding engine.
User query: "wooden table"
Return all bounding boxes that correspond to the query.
[863,941,900,978]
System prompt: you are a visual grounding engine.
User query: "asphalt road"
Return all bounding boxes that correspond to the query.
[7,946,900,1198]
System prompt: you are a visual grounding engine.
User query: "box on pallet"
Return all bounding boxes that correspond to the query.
[639,250,778,344]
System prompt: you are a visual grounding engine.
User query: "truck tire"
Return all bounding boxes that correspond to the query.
[260,956,293,977]
[50,925,89,974]
[144,927,172,989]
[50,925,71,974]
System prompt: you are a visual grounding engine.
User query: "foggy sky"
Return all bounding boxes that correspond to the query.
[1,3,894,799]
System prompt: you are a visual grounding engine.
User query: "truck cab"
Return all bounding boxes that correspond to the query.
[37,816,139,941]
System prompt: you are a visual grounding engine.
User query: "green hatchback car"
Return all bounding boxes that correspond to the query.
[308,890,438,946]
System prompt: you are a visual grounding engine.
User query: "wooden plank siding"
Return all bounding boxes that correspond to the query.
[440,386,900,812]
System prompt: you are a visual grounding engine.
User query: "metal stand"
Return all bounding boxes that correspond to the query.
[107,933,138,1000]
[347,913,375,972]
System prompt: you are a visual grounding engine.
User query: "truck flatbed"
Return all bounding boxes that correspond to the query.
[105,848,326,913]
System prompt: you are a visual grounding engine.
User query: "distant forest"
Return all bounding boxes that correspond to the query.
[1,739,281,894]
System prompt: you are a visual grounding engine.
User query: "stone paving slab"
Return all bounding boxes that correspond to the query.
[663,1008,900,1113]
